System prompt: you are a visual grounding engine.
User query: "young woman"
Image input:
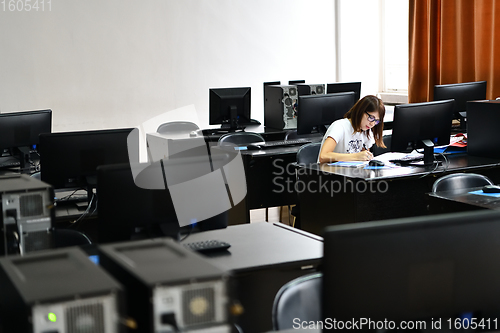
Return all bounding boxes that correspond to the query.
[318,95,386,163]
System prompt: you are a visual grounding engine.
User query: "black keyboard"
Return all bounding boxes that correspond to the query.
[252,139,313,149]
[0,158,20,169]
[183,240,231,254]
[389,153,424,164]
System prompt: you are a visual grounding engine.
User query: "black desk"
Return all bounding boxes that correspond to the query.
[428,185,500,213]
[180,222,323,333]
[294,154,500,235]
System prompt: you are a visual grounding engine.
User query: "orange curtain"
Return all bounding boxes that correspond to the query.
[409,0,500,103]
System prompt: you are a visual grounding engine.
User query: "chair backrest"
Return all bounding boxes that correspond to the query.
[272,272,322,330]
[296,142,321,165]
[218,132,264,146]
[157,121,199,134]
[432,173,494,192]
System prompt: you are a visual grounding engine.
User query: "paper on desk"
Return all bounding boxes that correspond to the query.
[371,152,408,162]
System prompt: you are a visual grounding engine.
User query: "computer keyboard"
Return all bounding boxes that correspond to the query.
[183,240,231,254]
[389,153,425,164]
[0,157,20,169]
[251,139,313,149]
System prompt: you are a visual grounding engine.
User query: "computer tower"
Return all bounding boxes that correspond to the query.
[0,247,124,333]
[0,174,54,256]
[296,83,325,96]
[264,84,299,130]
[99,238,232,333]
[467,100,499,158]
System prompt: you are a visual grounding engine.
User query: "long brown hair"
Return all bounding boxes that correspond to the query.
[344,95,386,148]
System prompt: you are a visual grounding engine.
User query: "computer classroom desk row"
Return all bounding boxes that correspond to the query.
[294,153,500,236]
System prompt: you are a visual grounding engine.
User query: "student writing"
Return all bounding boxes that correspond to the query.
[318,95,386,163]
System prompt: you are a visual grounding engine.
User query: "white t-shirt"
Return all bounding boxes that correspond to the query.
[318,118,375,160]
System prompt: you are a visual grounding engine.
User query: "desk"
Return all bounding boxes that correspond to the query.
[294,154,500,235]
[180,222,323,333]
[428,186,500,213]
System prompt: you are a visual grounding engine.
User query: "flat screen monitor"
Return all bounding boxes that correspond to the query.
[327,82,362,102]
[0,109,52,170]
[97,162,228,243]
[323,210,500,330]
[434,81,487,119]
[39,128,135,191]
[209,87,252,131]
[391,99,454,164]
[297,92,356,135]
[288,80,305,85]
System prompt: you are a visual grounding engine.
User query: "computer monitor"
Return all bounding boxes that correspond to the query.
[391,99,454,165]
[39,128,135,194]
[209,87,252,131]
[322,210,500,330]
[327,82,362,102]
[97,162,228,243]
[297,92,356,135]
[434,81,487,121]
[0,109,52,171]
[289,80,305,85]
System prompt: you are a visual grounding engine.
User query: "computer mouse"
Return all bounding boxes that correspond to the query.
[368,159,385,167]
[482,185,500,193]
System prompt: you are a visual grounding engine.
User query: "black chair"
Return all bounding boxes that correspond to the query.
[372,134,392,156]
[432,173,493,193]
[272,272,322,330]
[218,131,264,146]
[290,142,322,227]
[156,121,199,135]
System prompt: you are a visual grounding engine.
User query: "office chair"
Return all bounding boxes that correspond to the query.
[432,173,494,193]
[272,272,322,330]
[371,134,392,156]
[289,142,322,227]
[156,121,199,135]
[218,131,265,146]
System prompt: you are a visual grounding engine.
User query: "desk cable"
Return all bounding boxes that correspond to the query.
[417,153,450,179]
[70,192,98,226]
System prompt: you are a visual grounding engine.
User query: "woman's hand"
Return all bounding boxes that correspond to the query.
[353,150,373,161]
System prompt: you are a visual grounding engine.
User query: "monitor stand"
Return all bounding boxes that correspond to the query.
[421,139,436,166]
[14,146,32,174]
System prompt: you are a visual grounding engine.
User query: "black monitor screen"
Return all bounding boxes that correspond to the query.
[209,87,251,130]
[97,162,228,243]
[391,99,454,154]
[0,109,52,151]
[434,81,487,116]
[297,92,355,135]
[327,82,362,102]
[323,210,500,328]
[39,128,134,190]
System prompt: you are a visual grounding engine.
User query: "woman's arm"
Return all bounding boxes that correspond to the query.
[318,137,373,163]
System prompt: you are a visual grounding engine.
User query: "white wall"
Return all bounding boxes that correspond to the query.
[338,0,381,97]
[0,0,337,132]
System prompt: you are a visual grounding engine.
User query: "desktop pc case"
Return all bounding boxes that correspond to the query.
[466,100,499,158]
[0,174,54,256]
[0,247,124,333]
[98,238,232,333]
[264,84,299,130]
[296,83,325,96]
